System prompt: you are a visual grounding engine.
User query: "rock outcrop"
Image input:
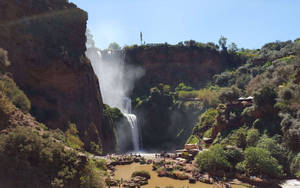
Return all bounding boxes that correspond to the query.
[122,45,243,96]
[0,0,115,153]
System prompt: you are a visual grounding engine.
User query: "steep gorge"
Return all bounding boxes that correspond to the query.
[0,0,115,153]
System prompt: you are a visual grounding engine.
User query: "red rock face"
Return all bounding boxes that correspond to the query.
[124,46,241,91]
[0,0,115,153]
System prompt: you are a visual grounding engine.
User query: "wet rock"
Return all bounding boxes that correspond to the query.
[189,177,197,184]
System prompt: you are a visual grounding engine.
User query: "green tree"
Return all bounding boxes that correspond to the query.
[254,86,277,107]
[256,135,288,171]
[218,35,227,51]
[107,42,121,51]
[246,128,260,147]
[228,42,238,53]
[196,144,231,174]
[238,147,283,178]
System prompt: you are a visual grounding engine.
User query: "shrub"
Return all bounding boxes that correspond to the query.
[0,76,31,113]
[193,108,217,137]
[94,159,107,171]
[175,82,193,92]
[173,171,188,180]
[256,135,288,171]
[80,160,105,188]
[90,141,102,155]
[131,170,150,180]
[178,89,219,107]
[238,147,283,178]
[0,48,11,68]
[219,86,241,104]
[224,147,244,167]
[280,113,300,152]
[186,135,199,144]
[0,126,83,188]
[214,72,232,87]
[290,153,300,178]
[66,122,84,150]
[196,144,231,174]
[254,86,277,107]
[246,128,260,147]
[221,127,247,149]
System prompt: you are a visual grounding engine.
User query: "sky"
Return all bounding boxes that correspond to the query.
[69,0,300,50]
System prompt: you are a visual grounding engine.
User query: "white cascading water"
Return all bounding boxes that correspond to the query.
[123,97,140,151]
[85,32,143,151]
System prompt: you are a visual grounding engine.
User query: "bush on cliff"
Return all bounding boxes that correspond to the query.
[80,160,105,188]
[0,48,10,69]
[66,122,84,150]
[192,108,217,138]
[246,128,260,147]
[0,76,31,113]
[0,126,84,187]
[290,153,300,178]
[219,86,241,104]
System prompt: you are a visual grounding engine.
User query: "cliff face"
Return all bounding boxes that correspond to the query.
[123,45,243,96]
[0,0,115,153]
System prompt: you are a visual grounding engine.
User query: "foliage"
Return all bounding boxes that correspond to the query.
[256,135,289,172]
[104,104,123,122]
[246,128,260,147]
[280,113,300,152]
[228,42,238,53]
[178,89,220,107]
[0,126,84,187]
[0,48,11,68]
[196,144,231,174]
[175,82,193,92]
[0,92,16,116]
[80,160,105,188]
[290,153,300,178]
[0,76,31,113]
[186,135,199,144]
[66,122,84,150]
[220,127,248,149]
[219,86,241,103]
[107,42,121,51]
[131,170,151,180]
[224,147,244,167]
[254,86,277,107]
[193,108,217,137]
[218,36,227,51]
[90,141,102,155]
[237,147,283,178]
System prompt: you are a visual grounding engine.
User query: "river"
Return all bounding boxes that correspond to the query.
[113,163,246,188]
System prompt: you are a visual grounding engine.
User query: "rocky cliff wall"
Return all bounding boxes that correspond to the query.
[122,45,243,96]
[0,0,115,153]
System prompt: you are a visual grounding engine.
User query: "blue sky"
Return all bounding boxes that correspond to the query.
[70,0,300,50]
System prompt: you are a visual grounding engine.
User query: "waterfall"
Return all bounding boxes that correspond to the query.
[122,97,140,151]
[85,37,144,151]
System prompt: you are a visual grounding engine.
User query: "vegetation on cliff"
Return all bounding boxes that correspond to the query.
[189,39,300,178]
[0,48,105,187]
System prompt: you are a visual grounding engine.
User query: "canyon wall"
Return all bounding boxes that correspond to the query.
[0,0,115,153]
[122,45,243,96]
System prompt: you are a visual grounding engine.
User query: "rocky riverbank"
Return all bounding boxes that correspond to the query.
[99,153,297,188]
